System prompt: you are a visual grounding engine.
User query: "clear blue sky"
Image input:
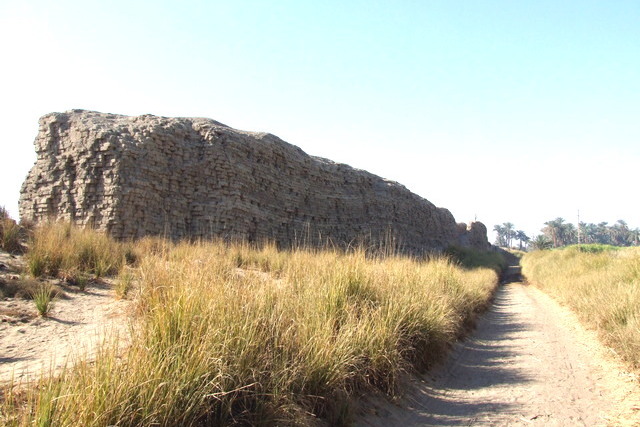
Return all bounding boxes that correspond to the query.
[1,0,638,240]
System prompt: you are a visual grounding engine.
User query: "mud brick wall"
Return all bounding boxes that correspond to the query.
[19,110,490,253]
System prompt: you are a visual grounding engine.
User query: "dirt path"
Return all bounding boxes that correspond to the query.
[0,252,132,384]
[358,271,640,426]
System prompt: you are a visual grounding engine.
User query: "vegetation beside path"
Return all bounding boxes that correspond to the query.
[1,219,503,426]
[522,245,640,372]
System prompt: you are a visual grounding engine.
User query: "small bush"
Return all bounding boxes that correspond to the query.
[60,268,91,291]
[445,245,507,273]
[508,249,526,258]
[76,275,90,291]
[124,246,138,265]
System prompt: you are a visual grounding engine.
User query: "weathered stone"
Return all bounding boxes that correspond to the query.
[19,110,489,253]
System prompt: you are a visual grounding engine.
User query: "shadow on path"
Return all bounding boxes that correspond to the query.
[399,286,534,425]
[359,257,538,426]
[0,356,33,364]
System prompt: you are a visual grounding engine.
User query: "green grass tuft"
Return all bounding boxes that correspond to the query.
[31,283,57,316]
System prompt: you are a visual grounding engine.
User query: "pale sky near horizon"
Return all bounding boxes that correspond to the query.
[1,0,638,241]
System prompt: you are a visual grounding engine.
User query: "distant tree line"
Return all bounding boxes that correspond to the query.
[539,218,639,248]
[494,218,640,251]
[493,222,530,250]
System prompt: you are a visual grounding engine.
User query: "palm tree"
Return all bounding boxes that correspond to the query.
[530,235,552,250]
[562,223,577,246]
[537,219,637,247]
[543,217,566,248]
[612,220,630,246]
[580,222,597,244]
[503,222,516,248]
[515,230,530,251]
[493,224,506,247]
[596,222,610,244]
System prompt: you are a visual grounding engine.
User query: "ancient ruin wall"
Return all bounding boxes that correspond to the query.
[19,110,490,252]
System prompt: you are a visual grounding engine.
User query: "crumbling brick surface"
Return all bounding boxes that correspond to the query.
[20,110,489,253]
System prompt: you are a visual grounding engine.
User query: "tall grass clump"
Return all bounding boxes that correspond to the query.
[115,267,136,299]
[0,206,23,254]
[2,241,499,426]
[522,245,640,370]
[30,283,57,316]
[25,221,134,280]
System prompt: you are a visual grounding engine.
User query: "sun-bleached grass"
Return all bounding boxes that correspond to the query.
[2,236,499,426]
[25,221,134,280]
[522,245,640,371]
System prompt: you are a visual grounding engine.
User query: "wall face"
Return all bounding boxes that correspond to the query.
[19,110,489,252]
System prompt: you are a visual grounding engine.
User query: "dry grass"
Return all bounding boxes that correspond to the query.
[2,227,500,426]
[25,221,134,280]
[522,245,640,371]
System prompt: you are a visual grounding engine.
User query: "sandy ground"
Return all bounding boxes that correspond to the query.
[0,252,132,384]
[357,279,640,426]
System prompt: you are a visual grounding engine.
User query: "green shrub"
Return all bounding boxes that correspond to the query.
[568,243,620,254]
[445,245,506,273]
[31,283,57,316]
